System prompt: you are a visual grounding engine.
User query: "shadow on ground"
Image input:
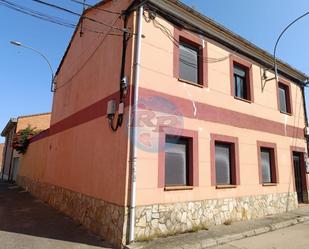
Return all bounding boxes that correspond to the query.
[0,180,113,248]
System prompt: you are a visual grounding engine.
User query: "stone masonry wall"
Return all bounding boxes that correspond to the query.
[17,176,128,248]
[135,192,298,240]
[16,175,299,244]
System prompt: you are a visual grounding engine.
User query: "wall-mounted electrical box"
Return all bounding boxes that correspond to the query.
[107,99,116,118]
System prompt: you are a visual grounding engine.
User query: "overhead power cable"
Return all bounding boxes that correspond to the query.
[32,0,126,33]
[0,0,123,36]
[0,0,75,28]
[146,14,231,64]
[55,15,121,90]
[70,0,121,15]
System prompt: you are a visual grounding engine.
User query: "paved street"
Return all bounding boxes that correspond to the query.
[0,180,112,249]
[211,221,309,249]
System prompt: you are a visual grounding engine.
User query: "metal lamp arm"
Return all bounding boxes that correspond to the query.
[273,12,309,81]
[16,43,56,92]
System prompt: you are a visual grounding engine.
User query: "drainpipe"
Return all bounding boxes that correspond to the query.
[1,137,9,180]
[301,83,309,153]
[128,4,144,244]
[7,126,17,182]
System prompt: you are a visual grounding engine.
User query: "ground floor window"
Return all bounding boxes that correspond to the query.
[165,136,190,186]
[257,142,278,184]
[158,128,199,189]
[211,134,240,187]
[215,142,233,185]
[260,148,274,183]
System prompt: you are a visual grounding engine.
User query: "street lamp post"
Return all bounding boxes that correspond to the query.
[273,12,309,83]
[10,40,56,92]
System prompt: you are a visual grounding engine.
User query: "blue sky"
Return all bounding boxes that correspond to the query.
[1,0,309,143]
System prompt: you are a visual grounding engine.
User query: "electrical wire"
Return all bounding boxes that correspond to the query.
[0,0,129,90]
[144,13,232,64]
[32,0,126,33]
[55,15,121,90]
[0,0,124,37]
[146,10,306,151]
[0,0,76,28]
[70,0,121,15]
[139,63,307,120]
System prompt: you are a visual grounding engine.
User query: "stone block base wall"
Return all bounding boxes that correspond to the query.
[17,176,127,248]
[135,192,298,240]
[16,176,299,244]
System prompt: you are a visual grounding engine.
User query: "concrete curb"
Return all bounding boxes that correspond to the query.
[125,216,309,249]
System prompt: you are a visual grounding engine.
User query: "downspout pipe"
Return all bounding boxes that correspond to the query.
[7,125,17,182]
[1,137,9,180]
[128,4,144,244]
[301,84,309,156]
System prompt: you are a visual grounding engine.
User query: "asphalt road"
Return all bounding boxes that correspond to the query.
[0,181,112,249]
[211,221,309,249]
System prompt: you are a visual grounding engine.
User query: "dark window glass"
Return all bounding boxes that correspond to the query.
[234,65,248,99]
[279,84,288,113]
[165,136,189,186]
[179,41,199,84]
[261,148,272,183]
[215,142,232,185]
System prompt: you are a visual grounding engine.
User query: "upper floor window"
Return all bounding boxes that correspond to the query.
[179,41,200,84]
[234,65,248,100]
[230,55,253,102]
[173,28,207,87]
[278,82,292,114]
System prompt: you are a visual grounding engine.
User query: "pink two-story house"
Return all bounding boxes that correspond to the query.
[17,0,309,248]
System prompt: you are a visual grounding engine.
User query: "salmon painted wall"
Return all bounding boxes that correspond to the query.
[16,114,51,132]
[134,15,308,206]
[18,0,135,206]
[2,129,15,179]
[13,113,51,158]
[19,138,49,181]
[0,143,4,173]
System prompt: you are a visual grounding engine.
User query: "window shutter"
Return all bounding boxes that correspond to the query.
[165,142,187,186]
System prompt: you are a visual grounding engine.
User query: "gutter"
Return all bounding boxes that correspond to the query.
[128,4,144,244]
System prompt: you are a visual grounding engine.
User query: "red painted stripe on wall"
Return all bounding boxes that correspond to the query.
[30,87,305,144]
[30,91,122,144]
[30,129,50,143]
[139,88,305,139]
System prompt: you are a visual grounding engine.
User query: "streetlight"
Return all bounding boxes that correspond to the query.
[273,12,309,84]
[10,40,56,92]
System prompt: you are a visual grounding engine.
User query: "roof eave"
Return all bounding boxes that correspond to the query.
[1,118,17,137]
[147,0,309,85]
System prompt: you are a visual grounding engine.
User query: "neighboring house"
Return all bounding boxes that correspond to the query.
[1,113,51,181]
[17,0,309,248]
[0,143,4,173]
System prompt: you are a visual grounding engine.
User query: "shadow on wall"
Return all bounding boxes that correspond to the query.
[0,180,113,248]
